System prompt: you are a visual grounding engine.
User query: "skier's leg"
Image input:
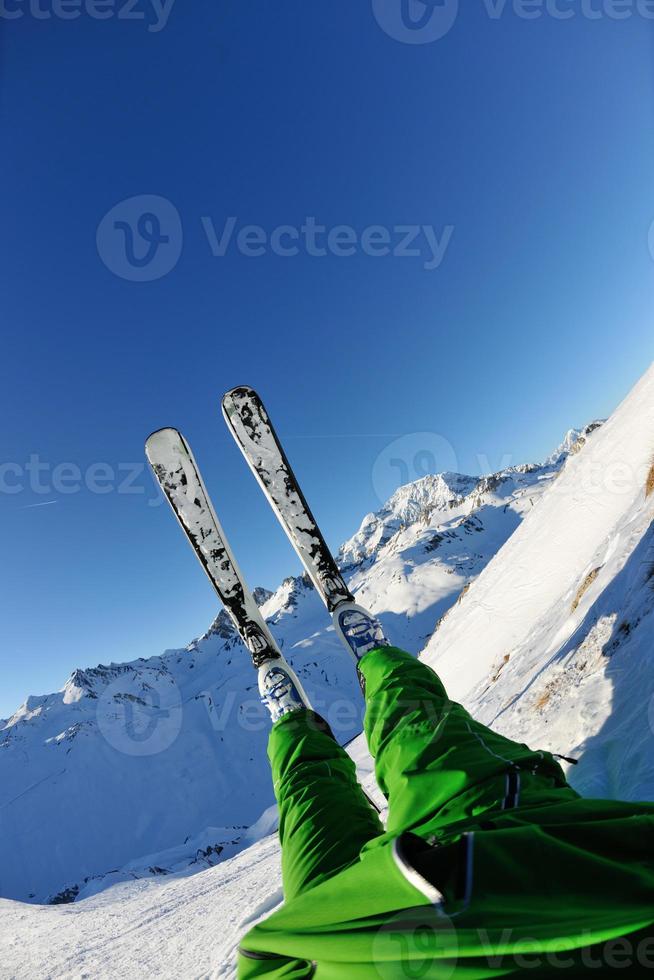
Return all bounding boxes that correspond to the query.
[358,644,578,836]
[268,708,384,901]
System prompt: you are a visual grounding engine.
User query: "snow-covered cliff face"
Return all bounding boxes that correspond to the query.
[1,377,652,912]
[423,372,654,804]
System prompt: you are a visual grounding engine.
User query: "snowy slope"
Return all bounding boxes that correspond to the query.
[422,364,654,801]
[0,835,284,980]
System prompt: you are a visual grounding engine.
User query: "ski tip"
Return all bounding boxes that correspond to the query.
[221,386,263,422]
[144,427,186,461]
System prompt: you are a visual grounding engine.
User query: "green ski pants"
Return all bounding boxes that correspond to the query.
[269,646,577,902]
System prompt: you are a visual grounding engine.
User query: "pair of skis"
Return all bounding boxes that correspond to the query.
[145,387,356,670]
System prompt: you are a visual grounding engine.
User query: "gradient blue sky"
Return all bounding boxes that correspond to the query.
[2,2,654,718]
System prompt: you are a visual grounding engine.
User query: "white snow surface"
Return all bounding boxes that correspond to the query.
[0,835,284,980]
[422,366,654,801]
[2,364,654,978]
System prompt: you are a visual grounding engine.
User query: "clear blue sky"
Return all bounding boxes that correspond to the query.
[2,2,654,718]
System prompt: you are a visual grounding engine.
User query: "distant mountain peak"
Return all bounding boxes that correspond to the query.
[252,586,273,607]
[544,420,604,466]
[197,587,275,647]
[383,471,480,520]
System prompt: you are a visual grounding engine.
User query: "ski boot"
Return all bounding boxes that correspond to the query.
[258,657,311,723]
[332,602,390,664]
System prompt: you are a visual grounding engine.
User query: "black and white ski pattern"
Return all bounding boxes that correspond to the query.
[222,388,354,612]
[145,427,281,667]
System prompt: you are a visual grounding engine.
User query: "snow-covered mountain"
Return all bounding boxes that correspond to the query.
[0,426,585,907]
[0,432,585,902]
[1,364,654,980]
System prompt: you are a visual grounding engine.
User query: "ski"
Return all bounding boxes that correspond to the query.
[145,427,282,668]
[221,387,355,613]
[148,423,382,814]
